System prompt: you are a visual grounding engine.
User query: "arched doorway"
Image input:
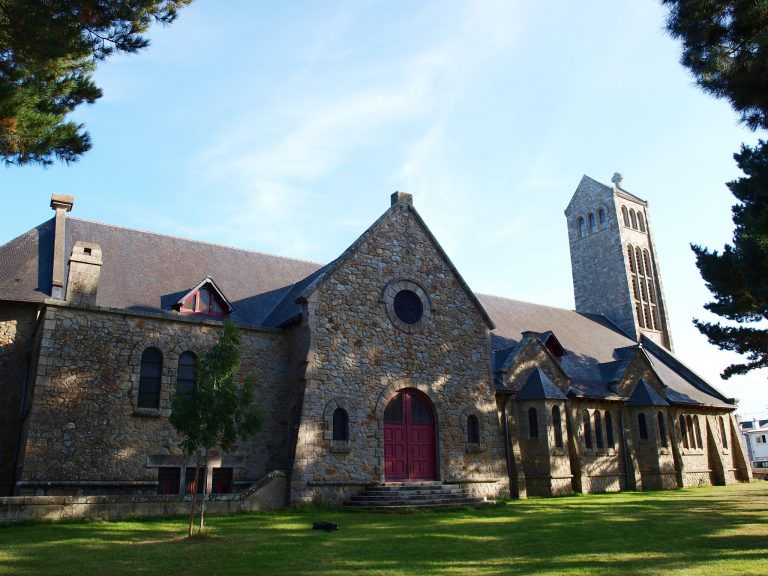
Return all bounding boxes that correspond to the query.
[383,389,436,481]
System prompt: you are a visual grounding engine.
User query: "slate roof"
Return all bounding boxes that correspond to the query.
[627,379,669,407]
[0,218,323,326]
[516,368,567,400]
[0,215,735,409]
[476,294,733,408]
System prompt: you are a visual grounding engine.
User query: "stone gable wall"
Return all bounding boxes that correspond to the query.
[290,205,508,504]
[18,304,292,495]
[0,302,40,495]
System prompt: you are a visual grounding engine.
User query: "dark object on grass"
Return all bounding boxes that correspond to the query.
[312,521,338,531]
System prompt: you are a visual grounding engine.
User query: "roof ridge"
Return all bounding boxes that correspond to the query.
[68,217,326,268]
[475,292,576,313]
[614,187,647,205]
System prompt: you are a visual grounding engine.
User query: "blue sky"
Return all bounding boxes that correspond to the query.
[2,0,766,418]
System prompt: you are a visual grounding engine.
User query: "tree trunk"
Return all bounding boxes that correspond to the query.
[198,449,208,534]
[187,452,201,537]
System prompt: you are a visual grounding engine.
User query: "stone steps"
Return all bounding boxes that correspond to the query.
[343,482,487,510]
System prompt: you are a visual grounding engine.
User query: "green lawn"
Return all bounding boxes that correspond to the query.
[1,482,766,576]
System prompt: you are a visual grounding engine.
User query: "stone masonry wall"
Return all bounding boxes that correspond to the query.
[501,343,573,496]
[18,304,292,495]
[627,406,677,490]
[616,198,672,350]
[570,400,626,493]
[0,472,286,524]
[566,180,637,340]
[290,204,508,504]
[0,302,40,495]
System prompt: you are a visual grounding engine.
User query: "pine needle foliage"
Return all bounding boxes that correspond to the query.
[663,0,768,131]
[0,0,191,166]
[693,141,768,378]
[663,0,768,378]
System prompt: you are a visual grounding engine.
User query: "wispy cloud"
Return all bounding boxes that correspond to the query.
[193,0,522,259]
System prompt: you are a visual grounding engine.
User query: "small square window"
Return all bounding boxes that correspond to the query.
[158,467,180,495]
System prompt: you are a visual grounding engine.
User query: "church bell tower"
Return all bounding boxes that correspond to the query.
[564,174,673,351]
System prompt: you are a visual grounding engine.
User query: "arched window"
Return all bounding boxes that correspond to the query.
[621,206,630,227]
[638,413,648,440]
[694,416,703,449]
[583,411,593,449]
[638,213,646,232]
[630,209,638,229]
[138,347,163,408]
[627,245,636,273]
[642,250,653,280]
[635,247,645,277]
[605,411,615,449]
[687,416,695,449]
[588,212,597,233]
[594,411,604,449]
[658,412,668,447]
[177,351,196,393]
[528,407,539,438]
[467,415,480,444]
[636,304,645,328]
[719,416,728,449]
[679,415,689,449]
[598,208,606,225]
[577,217,586,239]
[332,408,349,441]
[552,406,563,448]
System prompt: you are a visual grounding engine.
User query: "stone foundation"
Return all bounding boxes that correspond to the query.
[0,472,286,524]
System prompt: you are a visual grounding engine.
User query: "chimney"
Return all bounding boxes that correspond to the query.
[66,241,102,306]
[50,194,74,299]
[391,191,413,206]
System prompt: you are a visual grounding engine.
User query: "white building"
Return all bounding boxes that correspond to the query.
[739,418,768,478]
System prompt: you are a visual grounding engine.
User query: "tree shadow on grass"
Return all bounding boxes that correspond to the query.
[1,487,767,575]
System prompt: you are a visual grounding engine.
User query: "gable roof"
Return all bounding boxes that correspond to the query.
[0,219,54,304]
[174,276,234,313]
[0,217,323,326]
[516,368,567,400]
[477,294,733,409]
[565,175,648,215]
[293,201,495,329]
[627,379,669,407]
[565,175,613,214]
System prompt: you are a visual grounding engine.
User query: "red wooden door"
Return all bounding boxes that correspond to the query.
[384,390,436,481]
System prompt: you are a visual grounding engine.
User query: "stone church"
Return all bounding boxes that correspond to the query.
[0,176,751,505]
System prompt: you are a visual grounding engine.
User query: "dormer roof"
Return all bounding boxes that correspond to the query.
[516,368,567,401]
[627,379,669,407]
[175,276,233,314]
